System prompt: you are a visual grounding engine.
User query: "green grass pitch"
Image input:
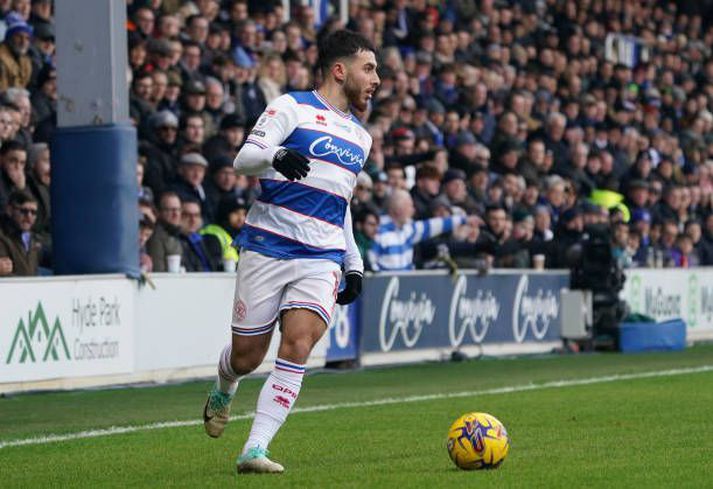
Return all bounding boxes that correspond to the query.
[1,344,713,488]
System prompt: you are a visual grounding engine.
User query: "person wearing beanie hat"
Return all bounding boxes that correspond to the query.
[204,154,242,218]
[149,110,179,130]
[140,109,182,194]
[28,21,52,82]
[443,167,480,215]
[202,112,245,164]
[550,205,585,268]
[0,12,33,90]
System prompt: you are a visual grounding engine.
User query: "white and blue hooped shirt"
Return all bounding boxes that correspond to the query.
[237,90,372,263]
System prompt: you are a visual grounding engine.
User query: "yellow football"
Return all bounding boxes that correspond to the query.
[446,412,510,470]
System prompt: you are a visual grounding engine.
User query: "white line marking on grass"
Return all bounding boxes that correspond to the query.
[1,364,711,450]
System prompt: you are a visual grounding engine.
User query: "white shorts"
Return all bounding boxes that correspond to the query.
[231,250,342,336]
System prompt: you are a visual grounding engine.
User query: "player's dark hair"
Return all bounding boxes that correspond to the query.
[318,29,375,75]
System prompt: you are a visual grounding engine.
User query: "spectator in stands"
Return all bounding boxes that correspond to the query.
[149,69,169,107]
[202,113,244,164]
[147,40,173,75]
[370,170,390,213]
[30,62,55,125]
[0,105,15,143]
[652,185,682,224]
[672,233,699,268]
[183,79,217,137]
[179,111,206,150]
[354,207,379,271]
[184,14,209,46]
[410,164,441,219]
[442,168,480,216]
[136,155,154,205]
[132,6,155,39]
[139,215,154,273]
[658,220,680,267]
[26,141,49,237]
[0,140,27,210]
[28,22,53,87]
[158,70,182,115]
[699,214,713,266]
[0,13,33,91]
[541,175,567,225]
[127,31,147,71]
[203,76,226,132]
[369,189,478,271]
[171,152,213,223]
[549,207,585,269]
[142,110,180,195]
[347,172,372,219]
[29,0,52,29]
[179,40,203,83]
[4,87,32,149]
[130,71,155,131]
[200,194,245,264]
[256,52,286,103]
[631,209,653,265]
[612,221,632,268]
[146,191,183,273]
[178,197,221,272]
[204,154,241,214]
[0,190,41,276]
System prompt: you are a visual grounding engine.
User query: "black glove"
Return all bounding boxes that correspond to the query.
[336,271,363,305]
[272,147,311,180]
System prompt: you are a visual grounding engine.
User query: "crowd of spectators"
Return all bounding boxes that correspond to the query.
[3,0,713,276]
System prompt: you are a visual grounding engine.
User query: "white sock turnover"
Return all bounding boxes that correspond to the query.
[217,344,240,396]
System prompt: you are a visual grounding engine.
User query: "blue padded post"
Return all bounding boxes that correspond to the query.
[51,123,139,277]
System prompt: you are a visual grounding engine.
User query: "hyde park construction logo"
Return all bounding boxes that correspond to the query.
[5,302,70,364]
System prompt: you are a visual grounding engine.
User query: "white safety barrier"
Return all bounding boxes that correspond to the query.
[0,273,328,394]
[621,268,713,341]
[0,276,134,386]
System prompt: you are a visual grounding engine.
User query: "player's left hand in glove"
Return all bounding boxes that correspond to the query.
[272,147,311,180]
[336,271,363,305]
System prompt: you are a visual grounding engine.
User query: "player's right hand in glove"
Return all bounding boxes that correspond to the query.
[336,271,363,305]
[272,147,311,180]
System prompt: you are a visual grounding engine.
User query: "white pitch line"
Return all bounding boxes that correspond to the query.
[1,364,711,450]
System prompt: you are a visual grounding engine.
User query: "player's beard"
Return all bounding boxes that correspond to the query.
[344,76,367,112]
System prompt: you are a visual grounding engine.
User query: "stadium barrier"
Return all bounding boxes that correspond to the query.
[354,271,568,366]
[620,268,713,342]
[3,267,711,393]
[0,274,329,394]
